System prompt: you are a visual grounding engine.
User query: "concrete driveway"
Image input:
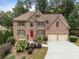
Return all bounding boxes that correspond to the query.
[45,41,79,59]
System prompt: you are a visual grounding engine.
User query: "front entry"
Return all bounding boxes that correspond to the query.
[30,30,34,37]
[29,30,34,41]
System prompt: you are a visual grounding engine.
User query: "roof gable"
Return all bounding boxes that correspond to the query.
[13,11,35,21]
[45,14,70,29]
[13,11,70,29]
[13,11,47,21]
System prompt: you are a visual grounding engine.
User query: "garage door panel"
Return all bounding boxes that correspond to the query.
[48,34,68,41]
[58,35,68,41]
[48,35,57,41]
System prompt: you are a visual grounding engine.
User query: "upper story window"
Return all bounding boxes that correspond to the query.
[46,21,49,24]
[35,14,40,18]
[17,29,25,36]
[17,21,25,26]
[30,21,33,27]
[37,21,45,26]
[56,21,59,27]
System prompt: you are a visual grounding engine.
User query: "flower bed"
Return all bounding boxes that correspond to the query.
[15,40,42,55]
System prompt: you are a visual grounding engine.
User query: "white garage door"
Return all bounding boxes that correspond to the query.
[48,34,68,41]
[48,34,57,41]
[58,34,68,41]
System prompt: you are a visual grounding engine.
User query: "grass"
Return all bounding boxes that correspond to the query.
[29,47,48,59]
[4,54,15,59]
[5,47,48,59]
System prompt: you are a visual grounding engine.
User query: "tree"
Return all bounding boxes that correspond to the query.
[13,0,29,17]
[35,0,48,13]
[0,32,4,45]
[68,2,79,36]
[49,0,75,17]
[0,11,13,27]
[61,0,75,17]
[20,0,49,13]
[50,0,62,9]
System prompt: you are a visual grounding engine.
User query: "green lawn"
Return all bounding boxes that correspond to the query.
[5,54,15,59]
[29,47,48,59]
[5,47,48,59]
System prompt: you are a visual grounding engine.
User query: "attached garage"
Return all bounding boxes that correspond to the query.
[45,14,70,41]
[58,34,68,41]
[48,34,68,41]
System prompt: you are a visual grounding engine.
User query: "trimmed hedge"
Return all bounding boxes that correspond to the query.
[0,43,12,59]
[69,35,78,42]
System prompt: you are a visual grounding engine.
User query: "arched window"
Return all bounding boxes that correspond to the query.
[56,21,59,27]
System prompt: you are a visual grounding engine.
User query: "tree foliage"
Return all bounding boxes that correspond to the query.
[0,11,13,27]
[35,0,48,13]
[49,0,75,17]
[13,0,29,17]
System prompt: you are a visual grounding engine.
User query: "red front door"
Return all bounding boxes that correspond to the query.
[30,30,33,37]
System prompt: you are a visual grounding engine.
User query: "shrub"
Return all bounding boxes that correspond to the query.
[0,43,12,59]
[30,43,34,49]
[37,43,42,49]
[69,35,78,42]
[27,48,33,54]
[34,43,37,49]
[27,43,34,50]
[26,42,30,50]
[44,36,48,41]
[16,40,27,53]
[7,37,15,45]
[0,32,4,45]
[37,36,44,43]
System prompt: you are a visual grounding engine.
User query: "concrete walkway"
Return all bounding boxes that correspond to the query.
[42,44,48,47]
[45,41,79,59]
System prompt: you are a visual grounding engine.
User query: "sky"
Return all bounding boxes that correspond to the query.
[0,0,17,12]
[0,0,79,12]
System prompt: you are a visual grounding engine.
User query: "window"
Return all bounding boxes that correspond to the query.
[46,21,49,24]
[56,21,59,27]
[30,22,33,27]
[37,30,45,35]
[17,29,25,36]
[17,21,25,26]
[35,14,40,18]
[37,21,45,26]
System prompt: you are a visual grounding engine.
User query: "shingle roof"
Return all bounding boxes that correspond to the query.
[44,14,70,29]
[13,11,70,29]
[0,25,7,31]
[13,11,35,21]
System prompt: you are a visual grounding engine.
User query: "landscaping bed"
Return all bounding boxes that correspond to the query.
[5,36,48,59]
[5,47,47,59]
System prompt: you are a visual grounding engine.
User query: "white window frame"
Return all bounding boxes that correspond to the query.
[17,29,25,36]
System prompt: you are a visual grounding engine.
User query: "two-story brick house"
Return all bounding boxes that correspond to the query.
[13,10,70,42]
